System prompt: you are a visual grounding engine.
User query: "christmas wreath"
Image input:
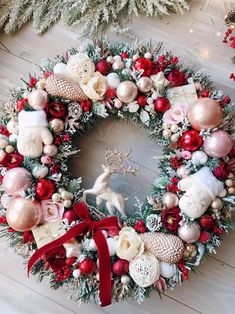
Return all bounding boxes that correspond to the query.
[0,41,234,307]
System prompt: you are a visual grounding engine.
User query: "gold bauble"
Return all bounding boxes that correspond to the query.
[116,81,138,103]
[162,192,179,208]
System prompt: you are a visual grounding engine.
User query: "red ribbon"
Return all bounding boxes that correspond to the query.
[28,202,119,307]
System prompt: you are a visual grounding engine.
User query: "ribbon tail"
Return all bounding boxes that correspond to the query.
[28,221,88,276]
[93,230,112,307]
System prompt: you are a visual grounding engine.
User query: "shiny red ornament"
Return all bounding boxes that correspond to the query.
[79,257,95,275]
[166,69,186,87]
[35,178,55,200]
[95,60,110,75]
[133,57,153,76]
[105,88,116,100]
[137,95,147,107]
[63,209,78,224]
[49,102,68,118]
[154,97,170,113]
[112,259,129,276]
[1,153,24,168]
[199,215,215,230]
[179,130,203,151]
[198,231,211,244]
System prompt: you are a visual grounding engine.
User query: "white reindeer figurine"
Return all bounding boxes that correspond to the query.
[83,148,139,216]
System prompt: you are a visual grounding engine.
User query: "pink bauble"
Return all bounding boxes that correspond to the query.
[1,193,14,208]
[162,192,179,208]
[178,222,201,243]
[6,197,42,231]
[28,89,48,110]
[177,166,189,178]
[187,98,223,131]
[3,167,32,196]
[203,130,233,158]
[43,144,58,157]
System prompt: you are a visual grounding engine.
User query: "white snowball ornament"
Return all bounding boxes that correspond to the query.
[160,261,176,278]
[52,193,61,202]
[144,52,152,59]
[106,237,118,256]
[28,89,48,110]
[121,275,130,285]
[113,55,122,62]
[7,120,18,134]
[106,73,121,88]
[73,269,81,278]
[53,63,68,75]
[129,252,160,287]
[112,61,125,70]
[162,129,171,138]
[191,151,208,166]
[32,164,48,179]
[106,56,114,64]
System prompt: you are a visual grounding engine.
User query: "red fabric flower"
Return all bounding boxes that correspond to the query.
[161,207,181,233]
[198,231,211,243]
[23,231,34,243]
[213,226,223,235]
[166,183,180,193]
[170,156,182,169]
[0,125,10,137]
[213,162,230,179]
[45,246,66,271]
[1,153,24,168]
[105,88,116,100]
[166,69,186,87]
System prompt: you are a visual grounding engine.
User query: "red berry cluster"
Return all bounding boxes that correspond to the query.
[169,156,182,170]
[50,164,61,175]
[29,76,37,88]
[178,261,189,281]
[166,177,180,193]
[23,231,34,243]
[0,125,10,137]
[55,266,72,282]
[219,95,231,105]
[134,220,146,233]
[0,216,7,224]
[223,27,234,45]
[80,100,92,112]
[152,55,178,74]
[16,98,28,111]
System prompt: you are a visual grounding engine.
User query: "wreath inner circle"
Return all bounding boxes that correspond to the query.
[0,41,234,307]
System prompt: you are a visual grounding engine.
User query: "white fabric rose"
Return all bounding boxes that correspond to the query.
[81,72,107,101]
[116,227,144,261]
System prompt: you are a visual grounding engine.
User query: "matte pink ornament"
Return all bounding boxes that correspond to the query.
[178,222,201,243]
[187,98,223,131]
[3,167,32,196]
[203,130,233,158]
[6,197,42,231]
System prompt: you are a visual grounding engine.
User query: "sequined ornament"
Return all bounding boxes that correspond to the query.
[129,252,160,287]
[45,74,88,102]
[140,232,184,263]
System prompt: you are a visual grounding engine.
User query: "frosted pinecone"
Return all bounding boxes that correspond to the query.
[146,214,162,232]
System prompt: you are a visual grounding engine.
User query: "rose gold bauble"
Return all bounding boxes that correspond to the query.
[203,130,233,158]
[43,144,58,157]
[178,222,201,243]
[162,192,179,208]
[6,197,42,231]
[187,98,223,131]
[28,89,48,110]
[137,77,153,93]
[49,118,64,133]
[3,167,32,196]
[116,81,138,103]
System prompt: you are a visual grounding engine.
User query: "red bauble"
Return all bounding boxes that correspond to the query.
[35,178,55,200]
[2,153,24,168]
[199,215,215,230]
[49,102,68,118]
[112,259,129,276]
[95,60,110,75]
[198,231,211,244]
[154,97,170,113]
[63,210,78,224]
[137,95,147,107]
[79,257,95,275]
[121,52,129,59]
[133,57,153,76]
[179,130,203,151]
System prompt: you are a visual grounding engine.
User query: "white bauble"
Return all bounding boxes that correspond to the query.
[107,237,118,256]
[218,189,227,197]
[73,269,81,278]
[113,55,122,62]
[163,129,171,138]
[160,261,176,278]
[106,56,114,64]
[106,73,120,88]
[121,275,130,285]
[170,124,179,133]
[89,239,97,251]
[144,52,152,59]
[132,54,139,61]
[7,120,18,134]
[32,164,48,179]
[170,134,179,142]
[112,61,125,70]
[191,151,208,166]
[63,200,72,208]
[43,144,58,157]
[61,191,71,200]
[53,63,68,75]
[52,193,61,202]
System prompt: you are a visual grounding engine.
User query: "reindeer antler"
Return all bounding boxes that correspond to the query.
[105,147,139,176]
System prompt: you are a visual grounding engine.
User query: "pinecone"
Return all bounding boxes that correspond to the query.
[45,74,88,101]
[140,232,184,264]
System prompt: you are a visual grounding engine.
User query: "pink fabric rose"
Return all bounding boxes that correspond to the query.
[41,200,64,223]
[181,150,192,160]
[163,102,188,124]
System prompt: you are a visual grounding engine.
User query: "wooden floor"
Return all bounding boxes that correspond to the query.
[0,1,235,313]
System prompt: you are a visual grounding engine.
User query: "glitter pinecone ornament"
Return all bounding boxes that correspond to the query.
[45,74,88,101]
[140,232,184,264]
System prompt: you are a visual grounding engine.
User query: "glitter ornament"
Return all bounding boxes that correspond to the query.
[32,164,48,179]
[140,232,184,263]
[45,74,88,102]
[116,81,138,103]
[129,252,160,287]
[191,151,208,165]
[133,57,153,76]
[95,60,110,75]
[179,130,203,151]
[67,53,95,84]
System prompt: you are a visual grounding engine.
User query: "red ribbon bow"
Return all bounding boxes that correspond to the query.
[28,202,119,307]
